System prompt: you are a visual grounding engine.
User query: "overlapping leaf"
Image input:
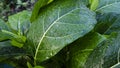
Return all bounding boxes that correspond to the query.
[30,0,54,22]
[67,32,106,68]
[27,0,96,62]
[8,10,31,35]
[0,41,25,62]
[96,0,120,14]
[0,19,10,41]
[85,14,120,68]
[85,32,120,68]
[94,13,120,34]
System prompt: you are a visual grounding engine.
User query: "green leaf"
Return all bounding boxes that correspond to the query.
[1,30,26,48]
[30,0,54,22]
[8,10,31,35]
[67,32,106,68]
[83,10,120,68]
[27,62,33,68]
[27,0,96,63]
[90,0,99,11]
[0,19,9,41]
[85,32,120,68]
[94,13,120,34]
[34,66,44,68]
[30,0,89,22]
[96,0,120,14]
[11,40,23,48]
[0,41,25,61]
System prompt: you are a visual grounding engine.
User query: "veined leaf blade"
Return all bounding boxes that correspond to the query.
[27,0,96,62]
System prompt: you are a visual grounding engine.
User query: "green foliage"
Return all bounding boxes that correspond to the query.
[27,0,96,63]
[0,0,120,68]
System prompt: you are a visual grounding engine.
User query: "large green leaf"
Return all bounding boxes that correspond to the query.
[27,0,96,63]
[67,32,106,68]
[8,10,31,35]
[96,0,120,14]
[30,0,54,22]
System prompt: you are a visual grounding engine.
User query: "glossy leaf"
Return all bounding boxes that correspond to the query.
[96,0,120,14]
[67,32,106,68]
[27,0,96,63]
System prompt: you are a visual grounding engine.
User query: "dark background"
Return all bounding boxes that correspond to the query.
[0,0,36,21]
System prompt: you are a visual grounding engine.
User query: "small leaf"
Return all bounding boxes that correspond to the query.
[1,30,26,47]
[30,0,54,22]
[27,62,33,68]
[90,0,99,11]
[8,10,31,35]
[11,40,23,48]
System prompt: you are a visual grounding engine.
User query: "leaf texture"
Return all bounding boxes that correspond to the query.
[96,0,120,14]
[0,19,9,41]
[67,32,106,68]
[85,14,120,68]
[27,0,96,62]
[85,32,120,68]
[8,10,31,35]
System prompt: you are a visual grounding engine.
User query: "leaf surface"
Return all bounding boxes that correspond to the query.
[94,13,120,35]
[67,32,106,68]
[0,41,25,61]
[27,0,96,62]
[90,0,99,11]
[85,14,120,68]
[30,0,89,22]
[0,19,10,41]
[85,32,120,68]
[96,0,120,14]
[8,10,31,35]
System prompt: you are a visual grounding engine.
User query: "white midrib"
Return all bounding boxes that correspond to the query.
[34,8,79,60]
[95,2,120,12]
